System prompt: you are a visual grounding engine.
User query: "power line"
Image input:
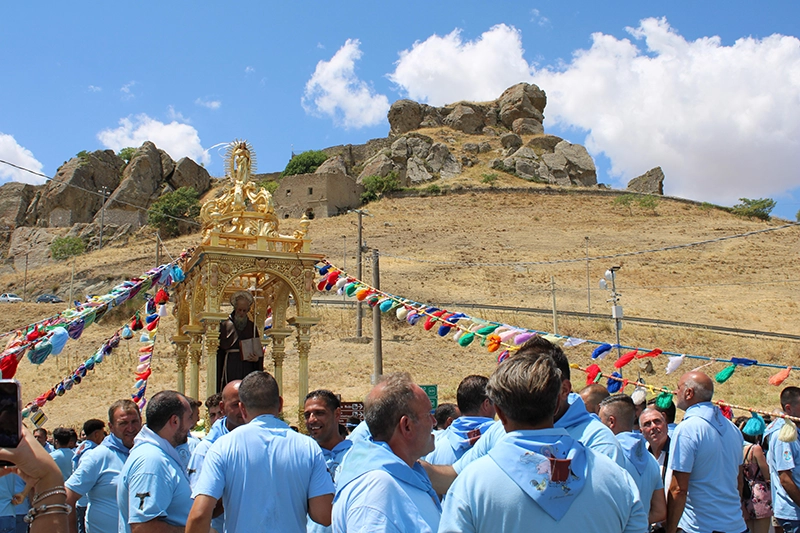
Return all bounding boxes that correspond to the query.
[0,158,202,227]
[379,222,799,267]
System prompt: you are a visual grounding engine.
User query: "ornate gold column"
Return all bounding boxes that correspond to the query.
[288,316,318,427]
[266,329,292,394]
[173,335,190,394]
[204,319,221,399]
[183,325,204,400]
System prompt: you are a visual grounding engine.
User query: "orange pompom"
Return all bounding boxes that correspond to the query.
[770,367,791,386]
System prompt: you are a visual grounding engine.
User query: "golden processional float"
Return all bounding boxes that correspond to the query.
[171,140,321,415]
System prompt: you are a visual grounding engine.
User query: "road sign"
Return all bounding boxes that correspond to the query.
[420,385,438,409]
[339,401,365,425]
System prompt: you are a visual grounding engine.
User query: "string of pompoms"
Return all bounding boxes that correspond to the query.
[315,260,795,386]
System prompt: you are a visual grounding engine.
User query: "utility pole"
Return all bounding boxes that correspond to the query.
[601,266,624,367]
[550,275,558,335]
[23,252,28,303]
[341,235,347,306]
[350,208,371,337]
[98,186,109,249]
[155,232,161,266]
[371,249,383,384]
[69,260,75,305]
[585,236,591,314]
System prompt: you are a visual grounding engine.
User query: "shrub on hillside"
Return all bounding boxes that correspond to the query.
[732,198,775,221]
[147,187,201,237]
[361,172,401,203]
[256,179,279,194]
[50,236,85,261]
[281,150,328,177]
[118,147,136,164]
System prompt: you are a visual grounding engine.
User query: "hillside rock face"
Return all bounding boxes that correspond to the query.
[0,182,36,228]
[495,137,597,186]
[627,167,665,195]
[388,82,547,136]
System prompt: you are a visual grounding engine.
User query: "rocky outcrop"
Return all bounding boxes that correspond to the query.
[103,142,164,227]
[359,134,463,185]
[388,82,546,137]
[315,155,348,176]
[627,167,665,195]
[498,137,597,187]
[38,150,124,227]
[0,182,36,229]
[8,227,59,270]
[170,157,211,193]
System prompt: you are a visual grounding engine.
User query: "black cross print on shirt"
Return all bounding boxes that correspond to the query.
[135,492,150,510]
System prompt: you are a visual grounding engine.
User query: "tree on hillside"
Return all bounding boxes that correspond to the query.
[732,198,775,221]
[361,172,401,204]
[147,187,201,237]
[50,236,85,261]
[118,147,136,164]
[281,150,328,177]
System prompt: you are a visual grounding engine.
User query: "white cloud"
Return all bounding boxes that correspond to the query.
[97,114,210,166]
[0,133,45,185]
[167,105,190,122]
[195,97,221,110]
[302,39,390,128]
[88,85,102,92]
[389,24,535,106]
[389,20,800,206]
[533,17,800,205]
[120,81,136,101]
[245,66,255,74]
[530,9,550,27]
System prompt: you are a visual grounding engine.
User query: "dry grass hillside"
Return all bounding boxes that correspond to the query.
[1,170,798,431]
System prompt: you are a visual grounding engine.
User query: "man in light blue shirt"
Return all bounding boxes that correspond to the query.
[33,428,54,453]
[599,394,666,526]
[187,380,243,533]
[304,389,354,533]
[176,398,202,471]
[66,400,142,533]
[72,418,107,533]
[333,372,441,533]
[440,348,647,533]
[424,375,495,467]
[50,427,77,481]
[424,337,625,495]
[117,391,195,533]
[187,371,334,533]
[0,473,16,533]
[666,371,745,533]
[765,386,800,533]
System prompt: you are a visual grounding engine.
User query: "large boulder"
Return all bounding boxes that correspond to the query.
[554,141,596,186]
[426,143,461,179]
[357,153,396,183]
[315,155,348,176]
[170,157,211,193]
[443,104,484,134]
[498,83,546,130]
[501,133,523,151]
[8,227,59,270]
[38,150,124,227]
[526,134,564,154]
[0,182,35,228]
[406,156,434,183]
[512,117,544,135]
[627,167,665,195]
[388,99,424,135]
[103,141,164,227]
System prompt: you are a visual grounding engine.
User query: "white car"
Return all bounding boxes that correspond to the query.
[0,293,22,303]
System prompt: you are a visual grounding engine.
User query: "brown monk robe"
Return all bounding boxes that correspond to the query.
[217,291,264,392]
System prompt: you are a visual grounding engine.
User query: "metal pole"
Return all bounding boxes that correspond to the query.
[23,253,28,302]
[550,275,558,335]
[98,186,108,249]
[342,235,347,306]
[585,236,591,313]
[372,249,383,384]
[69,260,75,304]
[155,232,161,266]
[611,271,622,360]
[356,211,363,338]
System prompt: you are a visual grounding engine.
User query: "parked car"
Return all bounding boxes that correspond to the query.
[0,293,23,303]
[36,294,64,304]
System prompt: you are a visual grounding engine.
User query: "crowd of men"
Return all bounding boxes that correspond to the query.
[17,335,800,533]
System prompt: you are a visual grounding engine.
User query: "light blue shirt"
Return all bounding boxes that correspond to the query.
[13,476,28,517]
[66,434,129,533]
[453,393,625,473]
[188,417,231,533]
[117,426,193,533]
[193,414,334,533]
[440,434,646,533]
[308,439,354,533]
[424,417,495,466]
[766,418,800,520]
[617,432,663,518]
[175,434,200,471]
[50,448,74,481]
[334,439,441,533]
[0,474,15,518]
[73,440,97,509]
[668,402,745,533]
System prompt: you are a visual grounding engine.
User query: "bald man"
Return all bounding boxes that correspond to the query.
[580,384,610,417]
[666,372,745,533]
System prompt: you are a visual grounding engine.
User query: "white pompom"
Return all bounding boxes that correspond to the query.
[631,387,647,406]
[779,419,798,443]
[666,354,685,375]
[157,304,168,317]
[396,307,409,320]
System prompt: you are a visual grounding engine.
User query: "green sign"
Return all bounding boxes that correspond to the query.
[420,384,438,409]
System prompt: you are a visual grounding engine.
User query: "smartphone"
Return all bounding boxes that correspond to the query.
[0,380,21,452]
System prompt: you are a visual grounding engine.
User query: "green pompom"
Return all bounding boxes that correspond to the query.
[345,283,358,297]
[715,364,736,384]
[476,325,500,336]
[655,392,674,409]
[458,333,475,347]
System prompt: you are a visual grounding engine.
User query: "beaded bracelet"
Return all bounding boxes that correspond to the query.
[24,503,71,524]
[32,486,66,505]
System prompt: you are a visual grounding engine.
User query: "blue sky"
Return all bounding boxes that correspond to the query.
[2,1,799,219]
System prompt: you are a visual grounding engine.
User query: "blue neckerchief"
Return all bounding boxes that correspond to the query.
[101,433,131,459]
[322,438,353,464]
[336,438,441,511]
[617,432,648,475]
[554,393,592,431]
[683,402,727,435]
[444,417,496,453]
[346,420,372,443]
[132,425,188,482]
[765,416,788,439]
[488,428,587,521]
[205,417,231,443]
[72,440,97,469]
